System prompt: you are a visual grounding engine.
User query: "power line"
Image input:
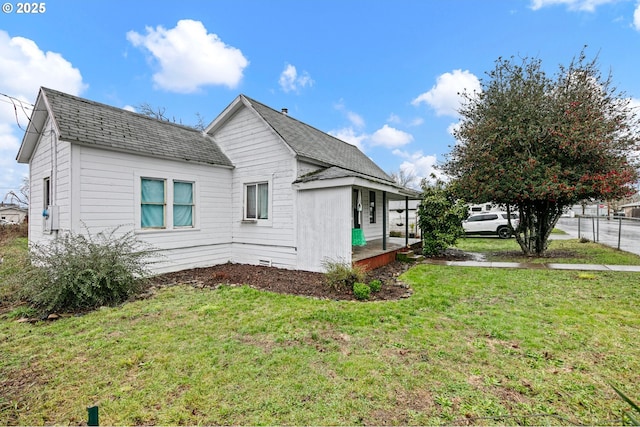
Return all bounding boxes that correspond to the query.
[0,92,41,134]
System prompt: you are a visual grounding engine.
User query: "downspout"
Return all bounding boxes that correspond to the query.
[405,196,409,247]
[382,191,387,250]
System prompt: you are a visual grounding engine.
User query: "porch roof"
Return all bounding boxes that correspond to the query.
[293,166,421,199]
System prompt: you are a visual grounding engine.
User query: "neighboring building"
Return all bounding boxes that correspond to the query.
[468,203,500,214]
[17,88,418,273]
[619,201,640,218]
[0,203,27,224]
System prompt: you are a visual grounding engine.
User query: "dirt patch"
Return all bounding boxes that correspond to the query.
[150,260,416,301]
[425,248,481,261]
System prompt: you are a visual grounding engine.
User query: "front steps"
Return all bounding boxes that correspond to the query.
[396,249,425,263]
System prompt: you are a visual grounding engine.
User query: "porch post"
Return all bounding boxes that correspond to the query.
[382,191,387,250]
[405,196,409,247]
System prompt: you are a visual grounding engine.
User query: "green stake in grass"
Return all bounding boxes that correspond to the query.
[87,405,99,426]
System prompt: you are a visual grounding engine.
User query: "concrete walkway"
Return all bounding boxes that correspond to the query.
[422,259,640,272]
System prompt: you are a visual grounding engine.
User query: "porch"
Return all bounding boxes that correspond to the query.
[353,237,422,270]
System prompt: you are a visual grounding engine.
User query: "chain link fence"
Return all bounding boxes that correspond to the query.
[556,216,640,256]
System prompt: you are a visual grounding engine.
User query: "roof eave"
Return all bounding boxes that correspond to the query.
[293,175,421,199]
[68,140,235,169]
[16,89,52,163]
[204,95,245,135]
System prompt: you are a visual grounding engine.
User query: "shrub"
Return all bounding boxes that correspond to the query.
[22,226,155,314]
[369,279,382,293]
[0,222,28,244]
[322,259,366,291]
[353,282,371,300]
[418,177,468,256]
[389,231,402,238]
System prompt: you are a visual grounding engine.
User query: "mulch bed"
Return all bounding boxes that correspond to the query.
[149,248,478,302]
[150,260,415,301]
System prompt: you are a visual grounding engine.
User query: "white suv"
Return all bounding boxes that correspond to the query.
[463,212,519,239]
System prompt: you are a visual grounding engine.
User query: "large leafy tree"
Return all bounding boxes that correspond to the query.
[443,50,639,255]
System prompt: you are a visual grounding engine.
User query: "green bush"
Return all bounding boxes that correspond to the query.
[389,231,402,238]
[22,226,155,314]
[418,177,468,256]
[369,279,382,293]
[353,282,371,300]
[0,222,28,244]
[322,259,366,291]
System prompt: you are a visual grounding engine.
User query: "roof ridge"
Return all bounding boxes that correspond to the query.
[37,87,233,167]
[41,87,204,134]
[241,94,363,150]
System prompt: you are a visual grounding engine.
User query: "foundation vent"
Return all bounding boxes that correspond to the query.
[259,259,272,267]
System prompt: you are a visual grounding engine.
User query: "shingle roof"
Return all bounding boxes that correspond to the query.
[294,166,421,198]
[41,88,233,167]
[243,96,394,183]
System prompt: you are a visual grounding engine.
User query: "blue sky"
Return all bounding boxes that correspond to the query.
[2,0,640,197]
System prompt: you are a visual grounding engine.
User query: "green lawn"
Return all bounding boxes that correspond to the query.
[455,237,640,265]
[1,237,639,425]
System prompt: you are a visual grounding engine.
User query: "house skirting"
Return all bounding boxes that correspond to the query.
[353,239,422,271]
[354,248,403,271]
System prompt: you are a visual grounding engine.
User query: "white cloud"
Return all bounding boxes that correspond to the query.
[347,111,364,128]
[329,127,367,151]
[387,113,401,124]
[387,113,424,127]
[392,149,442,185]
[412,69,480,118]
[530,0,617,11]
[333,99,364,128]
[0,31,86,100]
[0,30,86,197]
[0,123,20,151]
[370,125,414,148]
[634,2,640,30]
[123,105,136,112]
[329,101,366,149]
[447,121,462,137]
[127,19,249,93]
[278,64,314,93]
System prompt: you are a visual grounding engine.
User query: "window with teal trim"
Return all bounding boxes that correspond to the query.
[141,178,165,228]
[173,181,194,227]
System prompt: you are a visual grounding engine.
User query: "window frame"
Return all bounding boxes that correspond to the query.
[369,190,376,224]
[173,180,195,228]
[136,175,199,233]
[43,177,51,209]
[244,181,269,221]
[141,177,167,229]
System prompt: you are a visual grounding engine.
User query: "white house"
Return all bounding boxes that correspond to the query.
[0,203,27,224]
[17,88,419,273]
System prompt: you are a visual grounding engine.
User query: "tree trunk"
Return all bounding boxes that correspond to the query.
[513,201,563,256]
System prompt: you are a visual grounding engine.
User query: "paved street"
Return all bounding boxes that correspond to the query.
[556,217,640,256]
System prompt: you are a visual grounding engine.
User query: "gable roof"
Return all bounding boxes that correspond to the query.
[208,95,394,183]
[17,88,233,167]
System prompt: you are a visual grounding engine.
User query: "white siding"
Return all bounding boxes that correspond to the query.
[296,186,351,272]
[297,160,322,178]
[28,118,71,245]
[212,107,298,269]
[27,141,233,274]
